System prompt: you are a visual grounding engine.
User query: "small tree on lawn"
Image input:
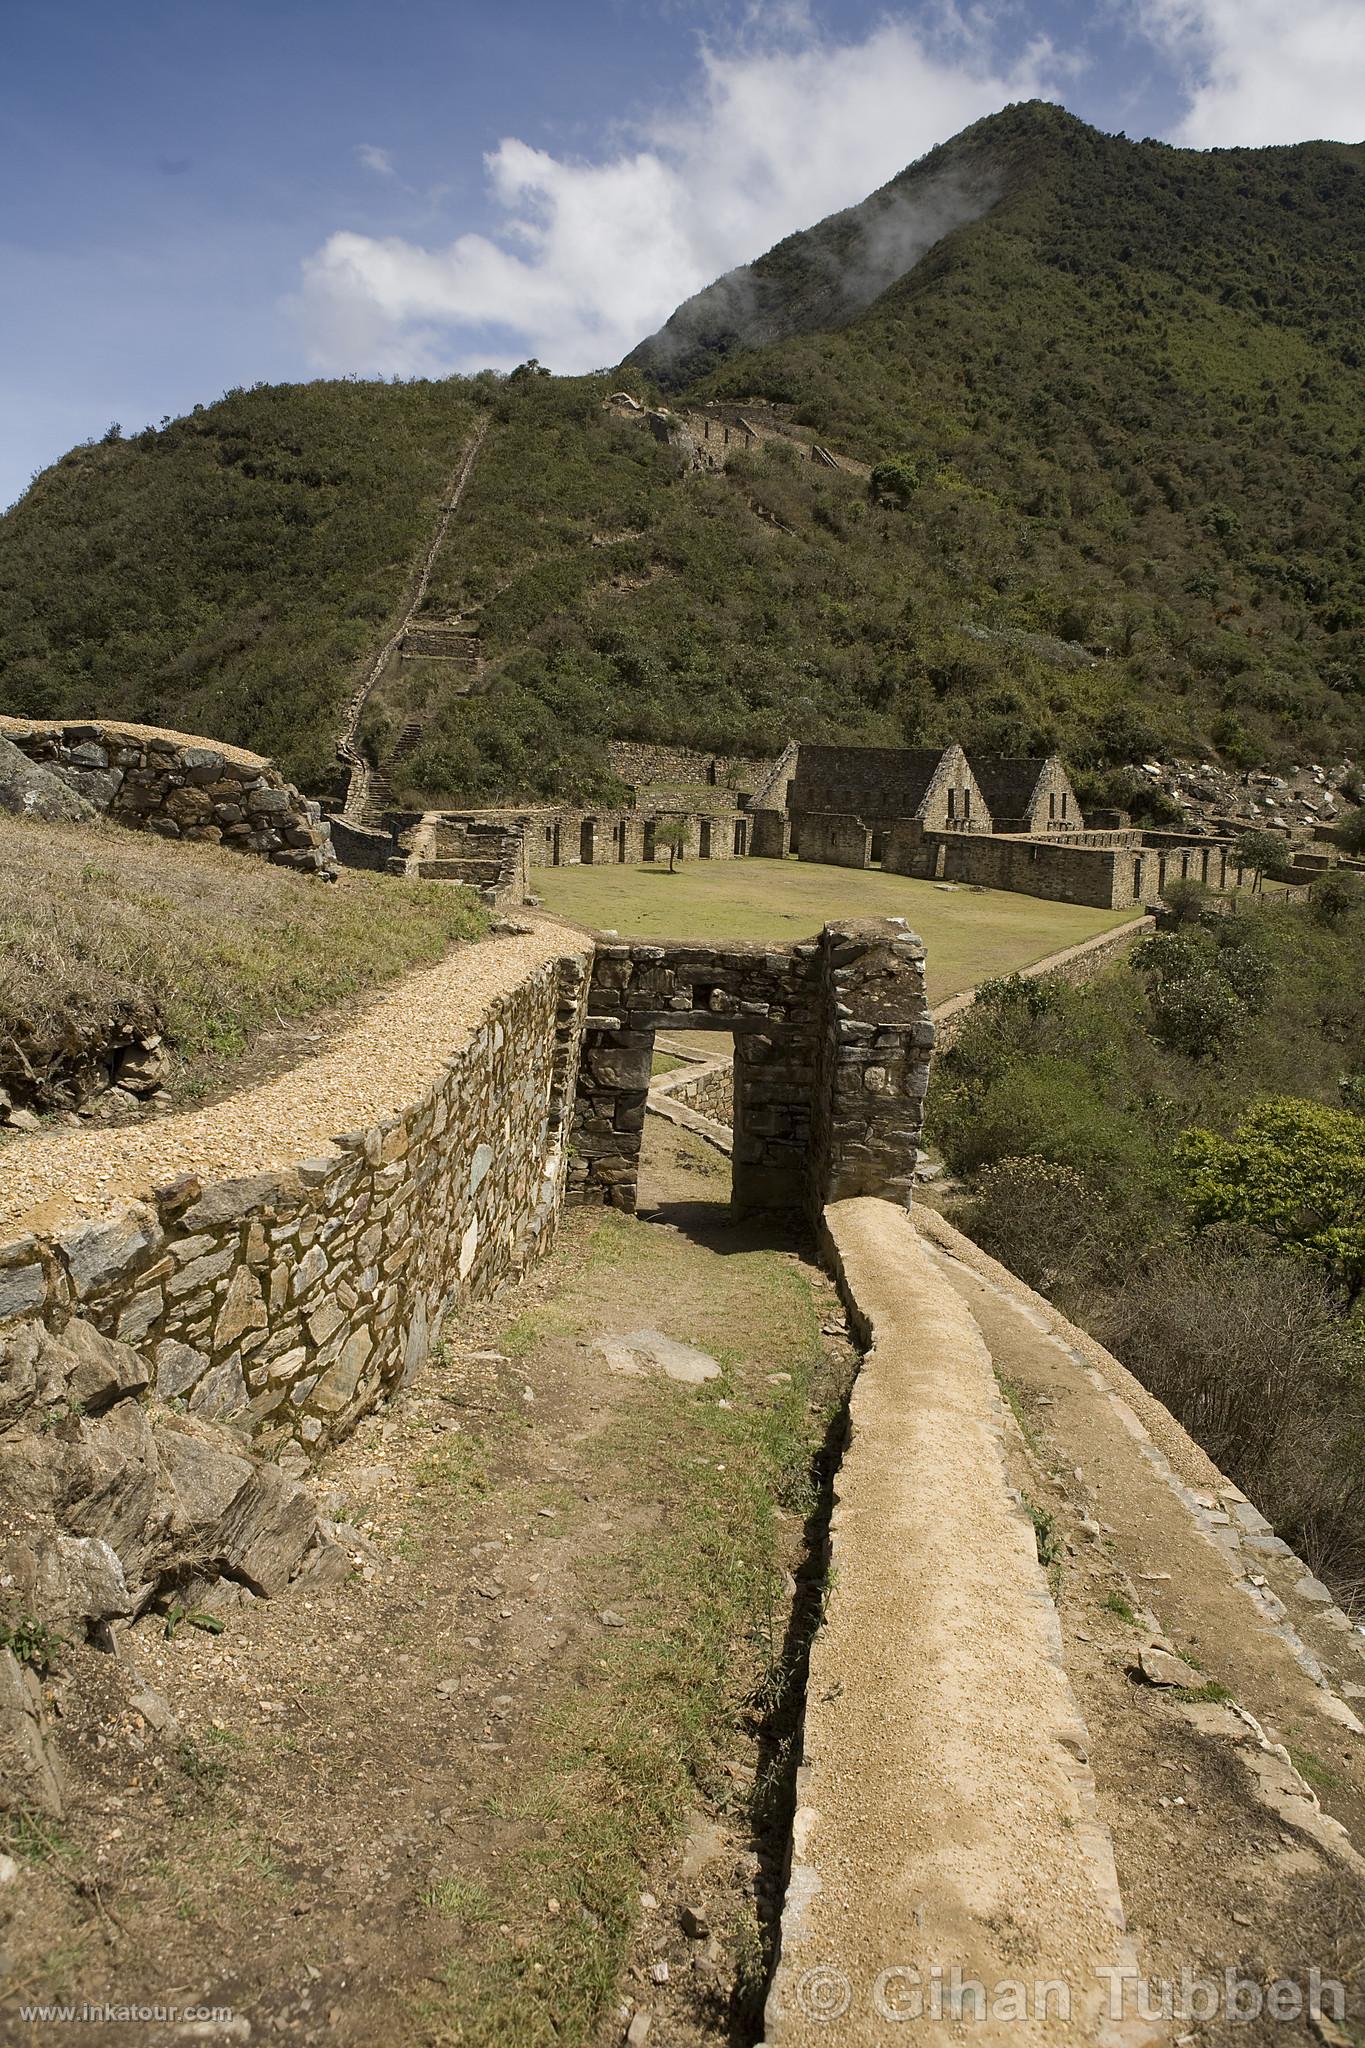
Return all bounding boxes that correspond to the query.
[655,818,688,872]
[1232,828,1291,894]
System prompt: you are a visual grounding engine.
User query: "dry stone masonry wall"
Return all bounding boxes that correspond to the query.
[0,950,589,1471]
[0,716,336,878]
[570,920,932,1218]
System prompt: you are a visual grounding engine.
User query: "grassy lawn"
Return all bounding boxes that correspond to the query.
[531,858,1140,1003]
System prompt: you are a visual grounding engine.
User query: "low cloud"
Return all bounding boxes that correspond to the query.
[1134,0,1365,145]
[298,16,1062,376]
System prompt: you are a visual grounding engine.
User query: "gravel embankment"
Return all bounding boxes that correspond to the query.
[0,924,573,1236]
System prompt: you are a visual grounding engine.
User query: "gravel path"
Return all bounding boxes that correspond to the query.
[0,923,572,1236]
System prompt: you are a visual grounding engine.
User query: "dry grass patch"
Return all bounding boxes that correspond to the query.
[0,812,487,1104]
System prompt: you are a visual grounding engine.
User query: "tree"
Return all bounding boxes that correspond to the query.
[1336,807,1365,857]
[869,457,927,505]
[1232,828,1291,893]
[1161,875,1211,923]
[1178,1097,1365,1297]
[654,818,688,871]
[1311,872,1364,925]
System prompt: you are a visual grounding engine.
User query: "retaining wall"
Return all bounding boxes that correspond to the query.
[766,1197,1135,2044]
[929,918,1155,1052]
[0,716,336,878]
[0,949,590,1469]
[665,1063,734,1125]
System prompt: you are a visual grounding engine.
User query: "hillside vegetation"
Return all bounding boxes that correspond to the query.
[928,887,1365,1597]
[0,382,476,791]
[1,105,1362,806]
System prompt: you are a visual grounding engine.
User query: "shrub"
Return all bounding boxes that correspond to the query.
[1161,875,1211,923]
[965,1158,1118,1295]
[1178,1096,1365,1295]
[1311,871,1365,924]
[1093,1236,1365,1595]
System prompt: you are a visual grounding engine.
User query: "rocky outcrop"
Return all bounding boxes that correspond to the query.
[0,1311,361,1818]
[0,1000,167,1131]
[0,717,336,878]
[0,1315,342,1648]
[0,735,97,825]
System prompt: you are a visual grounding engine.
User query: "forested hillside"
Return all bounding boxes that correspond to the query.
[2,103,1361,806]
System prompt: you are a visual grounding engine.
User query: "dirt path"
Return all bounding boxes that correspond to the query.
[1,1120,855,2047]
[0,922,568,1233]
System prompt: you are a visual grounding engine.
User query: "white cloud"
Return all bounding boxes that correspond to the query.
[297,16,1062,376]
[1135,0,1365,146]
[354,143,397,177]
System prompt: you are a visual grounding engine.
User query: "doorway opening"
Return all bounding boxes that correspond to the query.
[637,1027,735,1224]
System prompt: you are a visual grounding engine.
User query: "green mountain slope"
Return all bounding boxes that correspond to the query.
[0,381,476,789]
[2,104,1362,807]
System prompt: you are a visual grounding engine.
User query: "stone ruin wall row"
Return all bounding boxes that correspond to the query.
[884,822,1272,910]
[0,915,932,1664]
[0,949,590,1472]
[666,1063,734,1126]
[1,918,933,1477]
[0,717,337,878]
[605,740,775,793]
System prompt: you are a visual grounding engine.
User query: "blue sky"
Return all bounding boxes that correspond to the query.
[2,0,1363,510]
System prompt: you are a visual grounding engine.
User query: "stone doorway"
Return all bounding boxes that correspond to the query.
[580,818,595,864]
[569,923,934,1219]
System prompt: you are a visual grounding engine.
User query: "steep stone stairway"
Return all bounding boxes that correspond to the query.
[336,418,489,827]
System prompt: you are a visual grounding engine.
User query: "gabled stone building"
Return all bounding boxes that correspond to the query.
[784,743,990,866]
[969,754,1083,835]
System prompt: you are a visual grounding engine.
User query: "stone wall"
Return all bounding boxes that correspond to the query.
[571,922,932,1218]
[667,1063,734,1125]
[791,810,872,869]
[0,949,590,1469]
[412,813,532,906]
[0,717,336,878]
[750,807,792,859]
[885,824,1267,910]
[606,741,775,793]
[791,742,989,835]
[532,807,749,866]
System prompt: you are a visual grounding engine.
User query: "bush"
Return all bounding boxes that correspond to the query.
[965,1158,1118,1295]
[1178,1096,1365,1295]
[1093,1237,1365,1595]
[1312,871,1364,924]
[1161,875,1211,923]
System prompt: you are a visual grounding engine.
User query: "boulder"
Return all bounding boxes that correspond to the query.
[0,1646,65,1816]
[55,1318,151,1413]
[30,1532,132,1630]
[207,1461,322,1597]
[0,736,97,824]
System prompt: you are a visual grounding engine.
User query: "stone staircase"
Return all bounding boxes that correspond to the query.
[334,419,489,830]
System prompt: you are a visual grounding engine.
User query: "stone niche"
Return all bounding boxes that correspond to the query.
[569,920,934,1218]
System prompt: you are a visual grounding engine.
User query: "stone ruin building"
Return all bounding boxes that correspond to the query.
[326,736,1337,914]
